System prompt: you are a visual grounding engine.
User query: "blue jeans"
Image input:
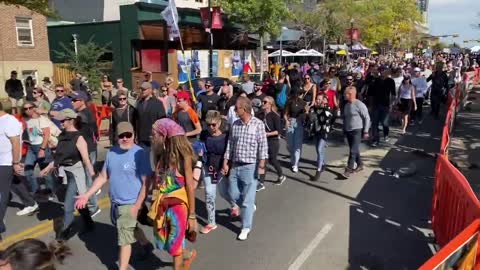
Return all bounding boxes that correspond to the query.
[345,129,363,170]
[204,173,233,225]
[85,151,98,213]
[64,170,92,230]
[286,118,304,168]
[24,145,55,193]
[372,106,390,143]
[315,136,327,171]
[228,163,257,229]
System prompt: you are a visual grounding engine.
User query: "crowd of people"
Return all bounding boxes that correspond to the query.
[0,50,470,269]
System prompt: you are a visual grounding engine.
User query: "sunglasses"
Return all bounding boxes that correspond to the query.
[23,106,34,110]
[55,89,64,93]
[305,77,311,80]
[141,87,149,91]
[72,99,81,102]
[262,101,269,104]
[347,78,354,81]
[207,122,218,127]
[205,84,212,87]
[60,118,73,123]
[118,132,133,139]
[118,97,127,101]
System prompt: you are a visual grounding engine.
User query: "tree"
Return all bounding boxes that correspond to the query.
[297,0,424,49]
[54,38,111,92]
[215,0,294,78]
[1,0,56,17]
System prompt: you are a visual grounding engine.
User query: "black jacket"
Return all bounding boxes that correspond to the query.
[5,79,24,99]
[136,97,166,143]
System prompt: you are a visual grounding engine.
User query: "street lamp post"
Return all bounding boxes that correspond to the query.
[279,26,287,64]
[72,34,78,64]
[208,0,213,77]
[350,18,355,48]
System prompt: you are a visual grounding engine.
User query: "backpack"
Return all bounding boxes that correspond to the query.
[276,84,288,109]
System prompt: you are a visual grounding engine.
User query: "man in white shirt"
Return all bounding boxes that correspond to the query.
[241,75,254,95]
[0,103,23,239]
[412,67,429,124]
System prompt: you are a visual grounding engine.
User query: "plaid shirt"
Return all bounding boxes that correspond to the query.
[224,116,268,164]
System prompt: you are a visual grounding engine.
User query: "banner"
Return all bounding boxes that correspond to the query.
[345,28,360,41]
[161,0,180,40]
[200,7,224,30]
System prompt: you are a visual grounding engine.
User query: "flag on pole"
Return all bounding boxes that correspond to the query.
[161,0,180,40]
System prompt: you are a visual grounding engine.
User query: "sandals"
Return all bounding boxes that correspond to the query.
[183,249,197,270]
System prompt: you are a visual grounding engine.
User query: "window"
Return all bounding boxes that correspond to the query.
[15,17,34,46]
[21,70,38,85]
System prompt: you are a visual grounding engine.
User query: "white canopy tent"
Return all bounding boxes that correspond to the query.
[470,45,480,53]
[307,49,324,57]
[294,49,324,57]
[268,50,295,57]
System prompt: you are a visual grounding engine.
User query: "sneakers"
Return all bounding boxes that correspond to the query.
[311,171,321,182]
[343,168,353,178]
[256,183,265,192]
[230,206,240,218]
[384,136,390,143]
[354,165,364,173]
[238,228,251,241]
[292,166,298,173]
[274,175,286,186]
[16,203,39,216]
[371,141,379,147]
[200,224,218,234]
[90,208,102,218]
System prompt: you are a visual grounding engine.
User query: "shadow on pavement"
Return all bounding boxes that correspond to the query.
[77,222,118,269]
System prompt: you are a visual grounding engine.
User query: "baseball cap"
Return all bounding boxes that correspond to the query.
[175,91,191,100]
[414,67,421,72]
[69,91,88,101]
[54,108,77,120]
[117,122,134,136]
[141,81,152,90]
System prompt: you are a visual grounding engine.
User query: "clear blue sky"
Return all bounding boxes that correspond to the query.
[428,0,480,47]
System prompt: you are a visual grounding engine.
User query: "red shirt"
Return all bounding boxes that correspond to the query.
[325,89,337,109]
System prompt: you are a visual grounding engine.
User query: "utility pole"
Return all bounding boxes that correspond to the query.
[208,0,213,77]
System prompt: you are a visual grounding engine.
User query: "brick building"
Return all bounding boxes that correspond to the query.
[0,4,53,98]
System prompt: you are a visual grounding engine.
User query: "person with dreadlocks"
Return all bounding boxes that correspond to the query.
[148,118,198,270]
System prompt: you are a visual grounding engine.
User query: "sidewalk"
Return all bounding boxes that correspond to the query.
[449,87,480,197]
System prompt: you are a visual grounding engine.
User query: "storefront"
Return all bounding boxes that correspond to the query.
[48,1,258,89]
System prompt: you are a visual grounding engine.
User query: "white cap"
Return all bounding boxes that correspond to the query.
[414,67,421,72]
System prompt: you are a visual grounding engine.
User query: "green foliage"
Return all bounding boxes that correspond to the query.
[215,0,293,37]
[290,0,423,48]
[53,38,111,91]
[1,0,57,17]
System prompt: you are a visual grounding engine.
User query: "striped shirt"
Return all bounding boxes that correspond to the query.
[224,116,268,164]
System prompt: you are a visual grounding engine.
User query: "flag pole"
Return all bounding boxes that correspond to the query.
[170,4,195,102]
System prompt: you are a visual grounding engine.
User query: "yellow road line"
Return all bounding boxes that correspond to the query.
[0,196,111,249]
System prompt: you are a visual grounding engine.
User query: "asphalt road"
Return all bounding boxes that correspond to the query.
[2,119,440,270]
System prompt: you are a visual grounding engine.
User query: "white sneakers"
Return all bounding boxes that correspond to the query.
[16,203,39,216]
[292,166,299,173]
[238,228,251,241]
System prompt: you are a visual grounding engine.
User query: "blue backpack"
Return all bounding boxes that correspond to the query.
[276,84,288,109]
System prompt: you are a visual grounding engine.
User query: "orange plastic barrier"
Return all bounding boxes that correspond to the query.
[431,155,480,247]
[420,219,480,270]
[89,103,113,136]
